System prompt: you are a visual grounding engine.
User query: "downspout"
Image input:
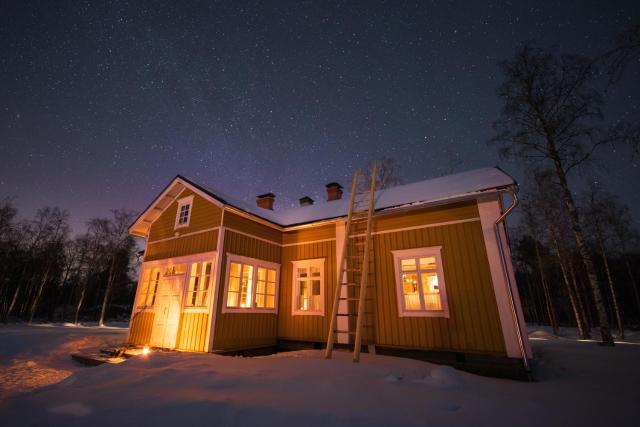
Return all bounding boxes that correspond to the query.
[494,187,531,378]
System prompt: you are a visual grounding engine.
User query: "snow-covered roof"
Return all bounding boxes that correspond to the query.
[130,167,515,235]
[200,166,516,227]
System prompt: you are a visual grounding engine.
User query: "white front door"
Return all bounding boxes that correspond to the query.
[150,276,182,349]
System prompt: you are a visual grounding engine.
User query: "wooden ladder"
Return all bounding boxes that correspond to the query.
[325,163,377,362]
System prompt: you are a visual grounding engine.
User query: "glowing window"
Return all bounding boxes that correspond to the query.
[137,267,160,308]
[392,247,449,318]
[291,258,325,316]
[185,262,212,307]
[223,254,280,313]
[174,196,194,229]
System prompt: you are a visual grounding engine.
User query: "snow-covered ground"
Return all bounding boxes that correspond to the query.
[1,324,639,427]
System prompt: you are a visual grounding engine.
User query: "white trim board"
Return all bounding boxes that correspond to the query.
[477,197,532,359]
[147,227,221,245]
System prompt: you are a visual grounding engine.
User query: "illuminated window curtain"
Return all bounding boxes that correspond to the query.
[296,265,321,312]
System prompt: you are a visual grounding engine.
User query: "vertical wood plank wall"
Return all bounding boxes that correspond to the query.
[212,213,282,351]
[145,229,219,261]
[370,219,506,355]
[279,239,336,342]
[176,312,209,352]
[147,189,222,242]
[128,311,154,345]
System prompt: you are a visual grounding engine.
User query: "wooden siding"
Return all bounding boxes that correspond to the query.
[278,241,337,342]
[371,201,479,233]
[176,312,209,352]
[128,311,154,345]
[283,224,335,245]
[147,188,222,242]
[370,220,506,355]
[212,229,281,350]
[145,229,219,261]
[223,211,282,244]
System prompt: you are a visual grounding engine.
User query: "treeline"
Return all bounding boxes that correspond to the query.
[492,25,640,343]
[0,200,138,324]
[512,173,640,339]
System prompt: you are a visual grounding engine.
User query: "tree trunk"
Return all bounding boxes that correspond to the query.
[596,223,624,339]
[28,261,52,324]
[98,257,117,327]
[550,153,613,345]
[74,284,86,325]
[550,231,589,339]
[569,258,591,332]
[534,240,558,334]
[4,262,30,321]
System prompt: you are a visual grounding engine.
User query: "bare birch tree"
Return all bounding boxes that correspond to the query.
[491,44,619,344]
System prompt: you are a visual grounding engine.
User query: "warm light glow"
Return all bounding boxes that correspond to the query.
[142,346,150,355]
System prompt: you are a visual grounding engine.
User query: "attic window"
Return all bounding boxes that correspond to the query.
[174,196,194,229]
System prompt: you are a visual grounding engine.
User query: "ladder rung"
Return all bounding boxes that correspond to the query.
[343,268,362,272]
[339,297,373,301]
[334,326,373,334]
[336,312,374,316]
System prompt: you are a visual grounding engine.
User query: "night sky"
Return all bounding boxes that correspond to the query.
[2,0,639,234]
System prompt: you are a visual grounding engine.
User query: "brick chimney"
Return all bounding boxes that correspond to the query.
[256,193,275,210]
[299,196,314,207]
[325,182,343,201]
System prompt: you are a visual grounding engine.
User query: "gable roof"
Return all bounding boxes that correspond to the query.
[129,167,516,236]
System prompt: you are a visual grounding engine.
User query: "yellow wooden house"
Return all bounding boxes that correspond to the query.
[127,167,532,378]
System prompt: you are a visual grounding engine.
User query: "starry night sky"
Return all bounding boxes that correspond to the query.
[1,0,639,234]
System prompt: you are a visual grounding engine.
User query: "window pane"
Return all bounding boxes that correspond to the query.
[402,272,420,310]
[298,280,309,310]
[230,262,241,277]
[312,280,321,296]
[198,290,208,306]
[267,269,276,282]
[401,258,416,271]
[228,276,240,293]
[255,294,265,308]
[227,291,239,307]
[240,265,253,307]
[421,272,442,310]
[419,257,437,270]
[266,282,275,296]
[266,295,275,308]
[297,267,308,278]
[310,266,320,277]
[257,280,266,294]
[312,295,321,311]
[257,267,266,281]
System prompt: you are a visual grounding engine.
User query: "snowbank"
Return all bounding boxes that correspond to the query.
[1,324,639,426]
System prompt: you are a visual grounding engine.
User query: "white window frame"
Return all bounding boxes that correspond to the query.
[222,253,280,314]
[392,247,450,318]
[291,258,326,316]
[174,195,194,229]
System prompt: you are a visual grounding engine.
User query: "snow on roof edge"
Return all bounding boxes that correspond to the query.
[193,166,516,227]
